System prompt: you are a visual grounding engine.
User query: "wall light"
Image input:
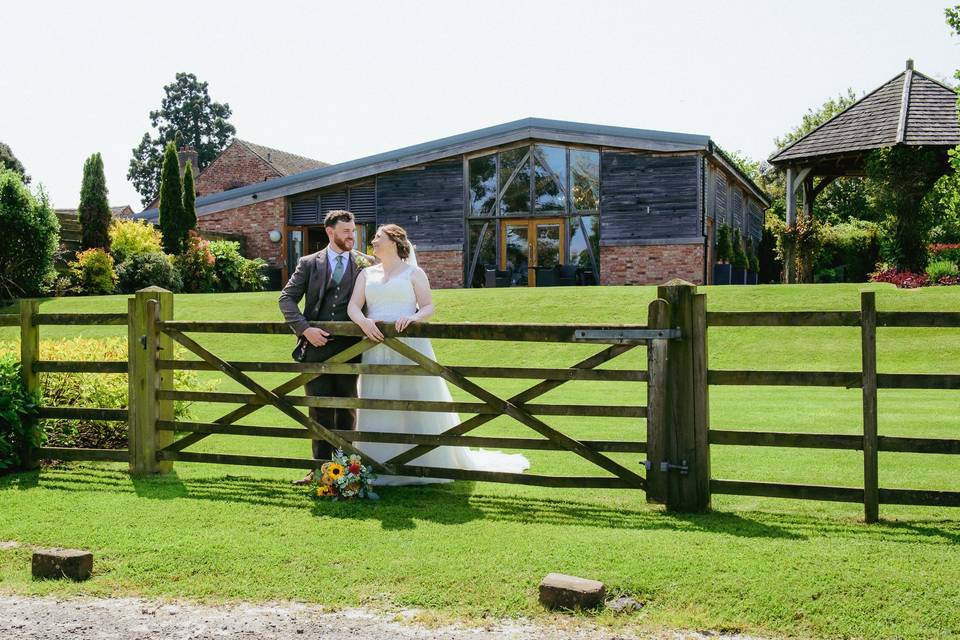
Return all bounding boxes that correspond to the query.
[268,229,282,243]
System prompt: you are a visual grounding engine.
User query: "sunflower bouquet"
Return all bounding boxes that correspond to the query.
[310,449,378,500]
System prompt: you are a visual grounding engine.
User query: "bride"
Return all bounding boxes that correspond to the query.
[346,224,530,485]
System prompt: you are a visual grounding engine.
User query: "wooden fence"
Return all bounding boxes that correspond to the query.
[2,284,958,521]
[705,291,960,522]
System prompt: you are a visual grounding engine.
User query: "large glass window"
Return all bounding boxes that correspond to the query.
[466,220,497,288]
[463,144,602,286]
[500,146,531,215]
[571,149,600,212]
[568,215,600,282]
[533,145,566,212]
[468,153,497,216]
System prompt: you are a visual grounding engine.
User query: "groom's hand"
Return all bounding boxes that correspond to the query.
[303,327,330,347]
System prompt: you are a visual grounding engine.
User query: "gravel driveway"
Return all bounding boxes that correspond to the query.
[0,595,770,640]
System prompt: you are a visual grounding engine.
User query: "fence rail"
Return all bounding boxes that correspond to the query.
[3,284,958,522]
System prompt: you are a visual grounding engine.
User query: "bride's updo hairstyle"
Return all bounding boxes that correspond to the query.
[378,224,412,260]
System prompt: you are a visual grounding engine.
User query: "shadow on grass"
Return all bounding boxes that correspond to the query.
[9,465,960,544]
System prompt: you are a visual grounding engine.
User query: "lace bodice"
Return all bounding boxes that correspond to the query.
[364,265,417,322]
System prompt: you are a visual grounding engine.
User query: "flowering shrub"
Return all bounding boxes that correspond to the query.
[870,268,930,288]
[68,248,117,295]
[870,267,960,288]
[174,231,216,293]
[109,219,163,264]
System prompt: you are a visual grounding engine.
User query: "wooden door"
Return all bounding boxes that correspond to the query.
[498,218,566,286]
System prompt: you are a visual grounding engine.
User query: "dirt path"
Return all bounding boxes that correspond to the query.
[0,595,770,640]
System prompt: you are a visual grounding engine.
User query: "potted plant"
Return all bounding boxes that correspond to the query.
[745,237,759,285]
[713,224,733,285]
[731,229,748,285]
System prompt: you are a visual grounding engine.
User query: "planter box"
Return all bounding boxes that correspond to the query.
[732,266,747,285]
[713,263,732,285]
[746,270,758,285]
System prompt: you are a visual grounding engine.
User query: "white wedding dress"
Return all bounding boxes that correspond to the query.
[355,262,531,485]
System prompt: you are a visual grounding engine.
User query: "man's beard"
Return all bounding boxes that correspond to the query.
[331,236,353,253]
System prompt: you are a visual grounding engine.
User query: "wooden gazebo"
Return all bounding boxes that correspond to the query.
[769,60,960,282]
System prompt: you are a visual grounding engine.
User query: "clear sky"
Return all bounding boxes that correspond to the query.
[2,0,957,210]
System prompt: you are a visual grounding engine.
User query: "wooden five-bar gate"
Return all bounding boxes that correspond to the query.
[4,283,959,521]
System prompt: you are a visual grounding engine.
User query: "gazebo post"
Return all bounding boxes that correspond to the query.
[784,166,797,283]
[800,175,815,283]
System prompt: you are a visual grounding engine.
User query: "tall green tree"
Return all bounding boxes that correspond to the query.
[866,146,943,272]
[127,72,236,207]
[0,170,59,298]
[158,143,186,254]
[78,153,112,251]
[0,142,29,185]
[181,161,197,234]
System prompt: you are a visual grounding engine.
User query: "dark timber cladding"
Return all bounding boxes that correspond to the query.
[376,160,464,248]
[600,152,700,244]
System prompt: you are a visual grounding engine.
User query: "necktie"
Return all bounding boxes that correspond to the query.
[332,254,345,284]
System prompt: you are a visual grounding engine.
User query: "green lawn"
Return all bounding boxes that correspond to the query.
[1,283,959,639]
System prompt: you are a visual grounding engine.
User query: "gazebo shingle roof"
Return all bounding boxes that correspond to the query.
[769,64,960,165]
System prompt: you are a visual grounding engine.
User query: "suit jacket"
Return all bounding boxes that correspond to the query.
[278,248,373,360]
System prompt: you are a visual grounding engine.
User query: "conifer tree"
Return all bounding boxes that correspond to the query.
[158,142,186,254]
[78,153,112,250]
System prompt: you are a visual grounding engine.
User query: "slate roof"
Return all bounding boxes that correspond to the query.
[136,118,769,221]
[233,139,329,175]
[55,205,135,218]
[769,64,960,165]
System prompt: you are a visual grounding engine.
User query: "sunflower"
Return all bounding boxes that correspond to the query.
[327,463,345,479]
[321,473,335,486]
[316,485,334,497]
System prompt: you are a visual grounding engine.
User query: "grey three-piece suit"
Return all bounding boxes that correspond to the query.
[278,248,371,461]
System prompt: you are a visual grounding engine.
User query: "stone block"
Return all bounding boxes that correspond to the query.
[32,548,93,581]
[538,572,605,610]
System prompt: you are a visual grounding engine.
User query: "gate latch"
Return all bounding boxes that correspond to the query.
[643,459,689,475]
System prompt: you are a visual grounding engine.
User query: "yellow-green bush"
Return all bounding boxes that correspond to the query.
[0,337,218,449]
[109,219,163,264]
[68,248,117,295]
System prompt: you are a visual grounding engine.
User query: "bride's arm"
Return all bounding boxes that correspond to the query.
[348,270,384,342]
[396,267,435,332]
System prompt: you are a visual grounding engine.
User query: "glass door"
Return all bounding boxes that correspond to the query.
[287,227,306,275]
[500,222,530,286]
[499,218,566,286]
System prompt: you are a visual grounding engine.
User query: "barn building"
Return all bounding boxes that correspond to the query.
[136,119,768,288]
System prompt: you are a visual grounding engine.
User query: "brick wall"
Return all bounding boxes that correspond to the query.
[415,249,463,289]
[197,197,285,267]
[600,244,705,286]
[195,143,281,197]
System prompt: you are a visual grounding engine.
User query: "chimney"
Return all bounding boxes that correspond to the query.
[178,145,199,177]
[905,59,914,71]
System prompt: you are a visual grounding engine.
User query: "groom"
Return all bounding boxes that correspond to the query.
[278,209,372,485]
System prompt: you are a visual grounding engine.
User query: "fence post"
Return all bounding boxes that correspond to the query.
[128,287,174,475]
[19,299,40,469]
[646,297,670,503]
[656,280,711,512]
[861,291,879,523]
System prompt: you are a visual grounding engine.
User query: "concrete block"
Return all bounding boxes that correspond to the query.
[32,548,92,581]
[538,572,605,610]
